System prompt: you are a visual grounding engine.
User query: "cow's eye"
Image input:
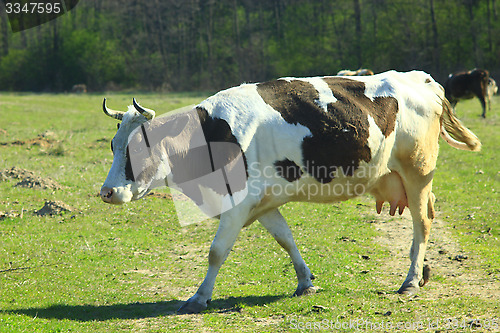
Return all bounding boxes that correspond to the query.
[117,123,120,129]
[130,144,144,155]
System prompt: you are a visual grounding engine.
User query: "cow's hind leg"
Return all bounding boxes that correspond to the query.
[450,100,458,114]
[398,174,435,295]
[259,209,317,296]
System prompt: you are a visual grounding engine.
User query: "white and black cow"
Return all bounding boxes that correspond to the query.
[487,77,498,105]
[100,70,481,314]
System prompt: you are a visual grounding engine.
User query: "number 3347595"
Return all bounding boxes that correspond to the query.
[5,2,62,14]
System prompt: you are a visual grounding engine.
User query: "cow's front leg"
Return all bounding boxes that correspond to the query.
[259,209,317,296]
[479,96,487,118]
[178,212,245,314]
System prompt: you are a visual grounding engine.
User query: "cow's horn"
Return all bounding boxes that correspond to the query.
[133,98,155,120]
[102,98,124,120]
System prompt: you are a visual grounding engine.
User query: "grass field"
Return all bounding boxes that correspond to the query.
[0,92,498,332]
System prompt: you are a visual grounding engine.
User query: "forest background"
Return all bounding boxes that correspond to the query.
[0,0,499,92]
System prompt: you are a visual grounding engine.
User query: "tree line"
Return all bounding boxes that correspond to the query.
[0,0,498,92]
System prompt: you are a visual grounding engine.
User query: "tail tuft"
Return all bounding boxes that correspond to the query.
[440,98,481,152]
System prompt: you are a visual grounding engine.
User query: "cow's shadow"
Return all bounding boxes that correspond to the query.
[4,295,285,321]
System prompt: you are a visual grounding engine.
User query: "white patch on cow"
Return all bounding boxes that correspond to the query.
[365,114,394,177]
[362,77,395,102]
[293,77,338,112]
[158,151,172,178]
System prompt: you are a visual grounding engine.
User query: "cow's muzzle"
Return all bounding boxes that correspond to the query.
[99,186,133,204]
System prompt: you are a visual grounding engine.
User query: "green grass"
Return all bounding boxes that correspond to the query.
[433,99,499,272]
[0,93,498,332]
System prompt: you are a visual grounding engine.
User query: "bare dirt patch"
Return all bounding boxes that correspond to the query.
[372,209,499,302]
[147,192,173,200]
[15,177,63,190]
[35,200,74,216]
[0,167,63,190]
[0,210,23,220]
[0,130,58,149]
[0,167,36,181]
[147,191,192,202]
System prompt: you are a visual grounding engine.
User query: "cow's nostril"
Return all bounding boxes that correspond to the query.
[100,187,114,202]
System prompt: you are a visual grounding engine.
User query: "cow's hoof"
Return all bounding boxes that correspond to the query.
[177,298,210,314]
[293,285,318,297]
[397,284,420,295]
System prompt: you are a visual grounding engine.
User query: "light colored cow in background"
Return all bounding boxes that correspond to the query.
[487,77,498,105]
[100,70,480,314]
[337,68,374,76]
[71,84,87,93]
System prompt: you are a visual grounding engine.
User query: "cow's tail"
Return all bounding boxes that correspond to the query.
[440,98,481,151]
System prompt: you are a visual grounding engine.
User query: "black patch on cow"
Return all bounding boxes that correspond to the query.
[322,77,398,138]
[125,147,135,181]
[196,107,248,188]
[196,107,248,177]
[256,78,398,183]
[274,159,303,182]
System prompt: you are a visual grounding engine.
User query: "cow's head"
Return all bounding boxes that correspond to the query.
[99,98,187,204]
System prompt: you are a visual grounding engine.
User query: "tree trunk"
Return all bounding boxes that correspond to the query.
[353,0,362,68]
[464,0,479,65]
[0,9,8,56]
[274,0,282,39]
[486,0,493,53]
[233,0,242,82]
[429,0,440,75]
[207,2,214,86]
[154,0,169,76]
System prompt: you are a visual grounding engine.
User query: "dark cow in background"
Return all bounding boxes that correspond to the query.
[444,69,491,117]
